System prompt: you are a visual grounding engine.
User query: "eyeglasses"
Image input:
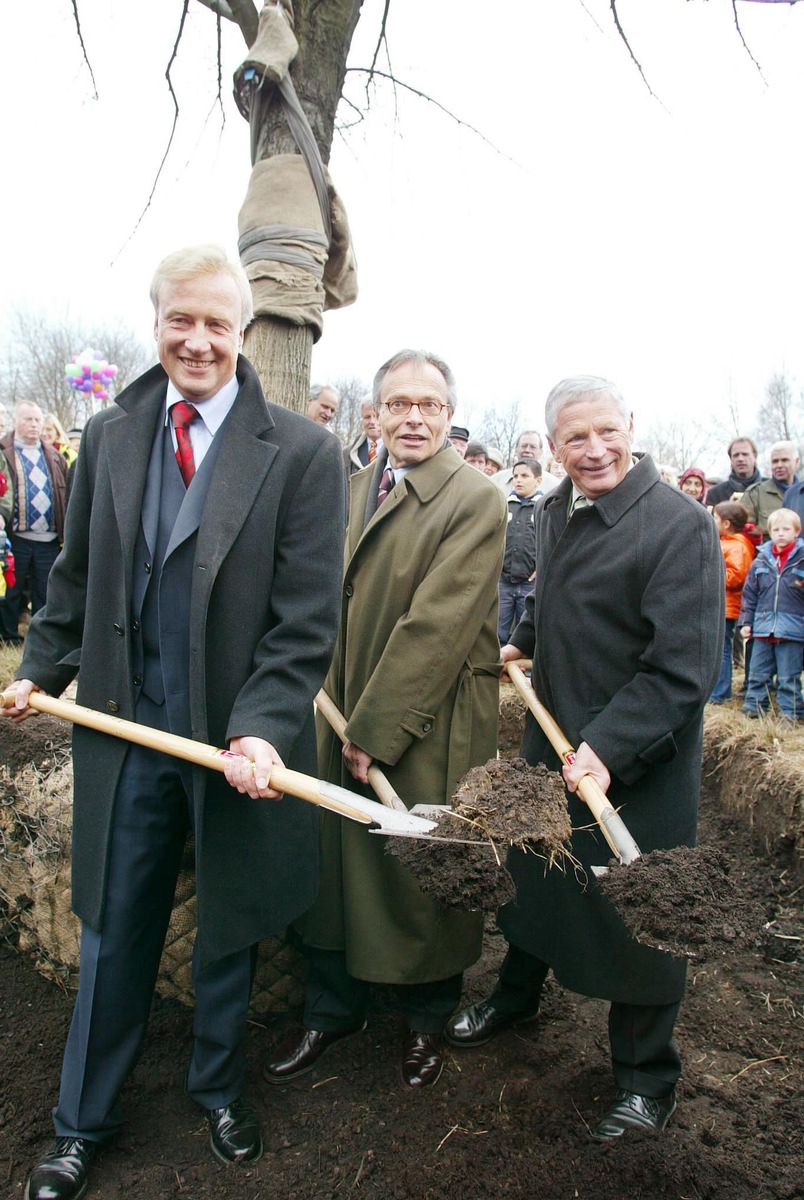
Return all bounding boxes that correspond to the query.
[382,399,448,417]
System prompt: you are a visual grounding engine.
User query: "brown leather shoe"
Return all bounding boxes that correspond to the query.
[263,1024,366,1084]
[400,1031,444,1089]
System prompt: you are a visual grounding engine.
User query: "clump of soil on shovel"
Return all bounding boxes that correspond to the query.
[597,844,762,960]
[388,757,570,911]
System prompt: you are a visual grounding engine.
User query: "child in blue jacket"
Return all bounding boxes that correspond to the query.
[740,507,804,720]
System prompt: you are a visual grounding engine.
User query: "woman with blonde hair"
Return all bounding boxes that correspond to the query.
[41,412,77,464]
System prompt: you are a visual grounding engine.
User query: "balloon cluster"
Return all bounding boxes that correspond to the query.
[64,348,119,402]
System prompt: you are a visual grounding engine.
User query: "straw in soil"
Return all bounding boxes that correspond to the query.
[387,757,571,911]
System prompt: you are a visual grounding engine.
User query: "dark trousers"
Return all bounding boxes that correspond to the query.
[53,698,254,1141]
[490,944,681,1098]
[0,535,60,641]
[303,946,463,1036]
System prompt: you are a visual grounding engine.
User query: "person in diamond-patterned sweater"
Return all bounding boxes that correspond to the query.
[0,400,67,644]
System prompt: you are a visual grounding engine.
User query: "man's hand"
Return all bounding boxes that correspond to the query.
[343,740,373,784]
[741,625,752,640]
[563,741,611,796]
[225,736,284,800]
[500,643,526,683]
[2,679,42,723]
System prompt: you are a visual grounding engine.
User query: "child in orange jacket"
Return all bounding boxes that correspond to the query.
[709,501,755,703]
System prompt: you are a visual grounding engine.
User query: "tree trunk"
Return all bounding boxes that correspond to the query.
[242,0,363,410]
[243,317,313,412]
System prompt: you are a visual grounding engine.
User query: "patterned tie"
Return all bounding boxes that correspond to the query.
[376,466,395,508]
[171,400,200,487]
[368,439,377,463]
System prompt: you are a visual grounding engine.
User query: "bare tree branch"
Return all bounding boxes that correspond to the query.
[69,0,98,98]
[112,1,191,261]
[227,0,261,47]
[730,0,766,80]
[194,0,259,46]
[609,0,659,101]
[194,0,236,20]
[367,0,391,84]
[347,68,522,166]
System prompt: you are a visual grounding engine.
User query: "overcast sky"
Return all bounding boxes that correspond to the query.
[2,0,803,466]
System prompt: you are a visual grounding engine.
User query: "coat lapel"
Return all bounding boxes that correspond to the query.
[194,357,277,596]
[104,365,167,568]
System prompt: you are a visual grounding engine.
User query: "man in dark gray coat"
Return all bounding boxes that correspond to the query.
[7,245,345,1200]
[447,375,723,1140]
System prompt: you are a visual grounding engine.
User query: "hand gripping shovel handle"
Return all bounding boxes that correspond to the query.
[315,689,407,812]
[0,689,378,828]
[506,661,641,866]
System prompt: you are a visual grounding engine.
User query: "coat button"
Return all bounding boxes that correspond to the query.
[107,701,119,713]
[113,623,124,635]
[132,620,140,633]
[422,722,432,732]
[344,584,354,598]
[144,561,152,574]
[133,674,143,687]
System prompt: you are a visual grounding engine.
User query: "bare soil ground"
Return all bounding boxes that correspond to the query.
[2,732,802,1199]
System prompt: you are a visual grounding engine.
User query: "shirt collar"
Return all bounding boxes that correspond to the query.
[164,374,239,436]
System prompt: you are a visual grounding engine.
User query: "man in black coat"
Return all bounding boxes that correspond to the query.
[706,436,763,507]
[6,245,345,1200]
[447,375,723,1141]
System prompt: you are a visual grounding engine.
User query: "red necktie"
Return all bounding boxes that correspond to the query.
[376,466,395,508]
[368,439,377,462]
[171,401,200,487]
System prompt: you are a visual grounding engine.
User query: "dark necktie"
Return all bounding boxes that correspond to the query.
[171,401,200,487]
[376,466,395,508]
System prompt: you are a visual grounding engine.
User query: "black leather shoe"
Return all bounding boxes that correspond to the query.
[444,1000,539,1047]
[400,1032,444,1088]
[206,1096,263,1165]
[25,1137,97,1200]
[592,1089,677,1141]
[263,1023,367,1084]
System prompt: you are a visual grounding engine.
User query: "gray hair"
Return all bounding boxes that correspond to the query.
[308,383,340,403]
[516,429,544,451]
[14,400,43,417]
[544,376,629,440]
[149,244,253,329]
[770,440,800,459]
[372,349,457,412]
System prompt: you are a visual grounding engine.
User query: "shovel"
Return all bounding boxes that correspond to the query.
[0,690,439,839]
[506,661,641,869]
[314,689,486,844]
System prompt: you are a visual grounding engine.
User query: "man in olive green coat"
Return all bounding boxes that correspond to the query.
[266,349,506,1090]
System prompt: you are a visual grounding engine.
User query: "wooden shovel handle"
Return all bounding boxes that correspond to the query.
[315,689,408,812]
[1,689,374,827]
[506,661,641,865]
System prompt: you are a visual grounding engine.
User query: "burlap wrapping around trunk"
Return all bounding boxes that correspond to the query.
[0,759,305,1011]
[238,155,357,339]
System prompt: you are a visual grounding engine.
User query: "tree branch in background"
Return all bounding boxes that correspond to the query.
[608,0,659,101]
[227,0,261,47]
[69,0,98,98]
[366,0,391,88]
[730,0,765,81]
[112,1,191,261]
[347,68,519,164]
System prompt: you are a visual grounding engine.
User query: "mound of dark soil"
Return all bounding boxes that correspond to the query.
[597,844,763,960]
[0,712,70,773]
[3,784,803,1200]
[388,758,570,910]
